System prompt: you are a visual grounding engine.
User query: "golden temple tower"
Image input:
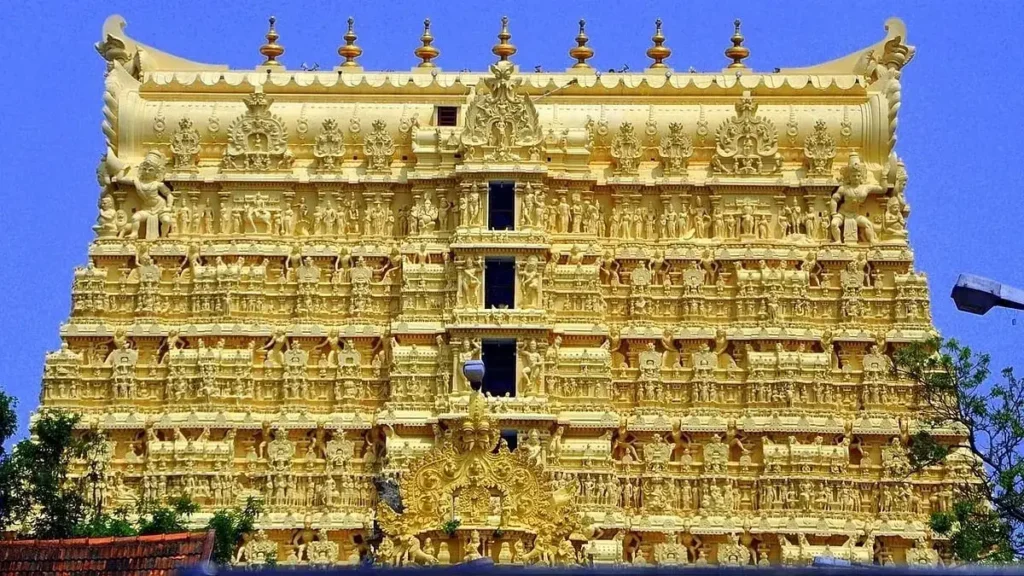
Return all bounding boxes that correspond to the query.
[47,14,961,567]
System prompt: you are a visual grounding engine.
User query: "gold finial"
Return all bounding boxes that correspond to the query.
[338,17,363,68]
[259,16,284,68]
[569,19,594,69]
[415,18,440,68]
[725,19,750,69]
[492,16,517,62]
[646,18,671,69]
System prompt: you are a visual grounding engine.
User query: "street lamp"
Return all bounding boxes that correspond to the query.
[462,358,486,392]
[951,274,1024,315]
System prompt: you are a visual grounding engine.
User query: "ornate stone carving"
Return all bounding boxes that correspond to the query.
[222,93,294,171]
[312,118,346,171]
[712,93,782,176]
[170,117,201,170]
[717,533,752,566]
[363,119,395,174]
[122,150,173,239]
[611,122,642,175]
[461,62,542,162]
[51,16,949,568]
[658,122,693,176]
[377,392,579,562]
[803,119,836,177]
[830,152,883,243]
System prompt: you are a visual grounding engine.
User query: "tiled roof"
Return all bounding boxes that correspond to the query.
[0,531,214,576]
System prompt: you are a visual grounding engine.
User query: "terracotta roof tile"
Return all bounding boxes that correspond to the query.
[0,530,213,576]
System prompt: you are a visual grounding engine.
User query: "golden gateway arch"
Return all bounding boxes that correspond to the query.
[38,12,965,567]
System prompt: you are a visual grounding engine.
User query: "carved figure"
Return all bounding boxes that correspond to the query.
[457,256,482,308]
[611,122,643,175]
[461,61,542,161]
[121,150,173,239]
[830,152,883,243]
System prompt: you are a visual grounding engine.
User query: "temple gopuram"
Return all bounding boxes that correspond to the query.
[38,13,970,567]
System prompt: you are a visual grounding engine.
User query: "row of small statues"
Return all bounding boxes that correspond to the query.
[95,147,908,247]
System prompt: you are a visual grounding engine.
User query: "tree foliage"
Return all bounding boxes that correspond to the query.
[893,337,1023,562]
[137,494,199,536]
[0,404,214,541]
[206,497,263,564]
[0,391,21,530]
[5,410,96,538]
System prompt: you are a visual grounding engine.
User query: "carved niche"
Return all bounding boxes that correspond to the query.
[712,92,782,176]
[658,122,693,177]
[170,117,201,170]
[364,119,395,174]
[460,62,542,162]
[803,119,836,177]
[312,118,346,171]
[222,93,294,171]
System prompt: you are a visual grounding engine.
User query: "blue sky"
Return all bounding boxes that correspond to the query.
[1,1,1021,438]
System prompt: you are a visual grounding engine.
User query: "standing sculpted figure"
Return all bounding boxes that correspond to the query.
[120,150,173,239]
[468,183,482,227]
[521,182,536,227]
[456,338,482,392]
[519,255,542,308]
[518,339,544,395]
[458,256,482,308]
[830,152,883,243]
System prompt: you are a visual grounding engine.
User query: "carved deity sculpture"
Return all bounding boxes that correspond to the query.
[122,150,173,239]
[457,256,482,308]
[94,194,121,238]
[882,196,908,239]
[456,338,482,393]
[518,338,544,395]
[222,92,294,171]
[611,122,643,175]
[518,255,542,308]
[712,93,781,176]
[170,117,202,170]
[830,152,883,243]
[460,61,542,161]
[803,119,837,176]
[364,119,395,174]
[312,118,346,171]
[659,122,694,176]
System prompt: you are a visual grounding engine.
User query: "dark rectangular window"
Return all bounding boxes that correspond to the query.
[488,181,515,231]
[436,106,459,127]
[482,338,517,397]
[501,429,519,452]
[484,257,515,309]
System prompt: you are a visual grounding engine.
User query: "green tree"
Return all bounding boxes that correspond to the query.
[7,410,96,539]
[893,337,1022,562]
[206,497,263,564]
[137,495,199,536]
[0,391,22,530]
[73,506,138,538]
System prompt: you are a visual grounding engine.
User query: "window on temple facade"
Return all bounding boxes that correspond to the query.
[487,181,515,230]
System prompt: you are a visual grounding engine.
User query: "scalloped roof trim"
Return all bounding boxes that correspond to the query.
[143,70,865,92]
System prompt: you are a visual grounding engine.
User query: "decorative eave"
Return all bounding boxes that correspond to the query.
[140,70,870,98]
[99,15,228,73]
[780,17,909,77]
[103,13,909,98]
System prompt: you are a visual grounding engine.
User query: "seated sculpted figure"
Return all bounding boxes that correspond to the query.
[830,152,883,244]
[119,150,174,239]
